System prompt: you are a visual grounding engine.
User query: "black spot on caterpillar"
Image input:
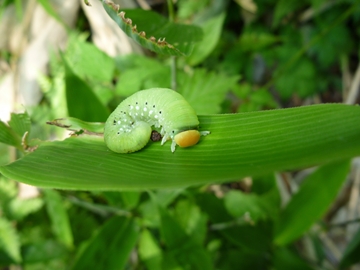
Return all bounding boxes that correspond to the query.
[104,88,210,153]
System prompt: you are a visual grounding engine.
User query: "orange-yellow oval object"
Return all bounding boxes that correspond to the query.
[174,130,201,148]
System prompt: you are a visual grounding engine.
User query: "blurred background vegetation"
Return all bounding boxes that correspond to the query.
[0,0,360,269]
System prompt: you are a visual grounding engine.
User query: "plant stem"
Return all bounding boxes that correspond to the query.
[171,56,177,90]
[166,0,175,22]
[166,0,177,90]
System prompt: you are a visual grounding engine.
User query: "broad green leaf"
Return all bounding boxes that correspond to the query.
[275,57,319,99]
[224,190,269,223]
[103,3,202,56]
[177,0,209,20]
[274,159,350,246]
[150,190,184,207]
[139,190,183,227]
[273,1,306,27]
[119,191,141,209]
[65,35,115,83]
[8,112,31,139]
[273,247,314,270]
[116,65,170,97]
[64,34,115,106]
[196,193,272,252]
[139,200,160,228]
[173,199,207,245]
[0,145,11,167]
[116,69,151,97]
[138,229,163,270]
[339,226,360,269]
[0,121,21,148]
[159,207,213,269]
[0,178,17,201]
[252,174,278,195]
[0,218,21,263]
[68,207,100,245]
[178,69,239,114]
[102,191,141,210]
[115,54,171,97]
[63,58,109,122]
[39,53,68,119]
[232,84,278,113]
[187,12,226,65]
[7,197,44,221]
[21,240,68,264]
[217,248,268,270]
[71,216,138,270]
[43,190,74,249]
[309,11,353,68]
[1,104,359,190]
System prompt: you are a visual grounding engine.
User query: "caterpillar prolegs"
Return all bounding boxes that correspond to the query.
[104,88,210,153]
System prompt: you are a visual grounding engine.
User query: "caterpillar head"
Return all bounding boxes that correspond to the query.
[174,130,201,148]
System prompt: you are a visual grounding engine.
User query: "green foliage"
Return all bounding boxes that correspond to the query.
[273,247,315,270]
[340,226,360,268]
[71,216,138,270]
[224,190,271,223]
[65,35,116,84]
[0,217,21,263]
[274,160,350,245]
[0,112,31,150]
[2,104,360,190]
[0,121,20,148]
[63,57,109,122]
[177,68,239,114]
[187,12,226,65]
[43,190,73,249]
[36,0,67,29]
[115,54,171,96]
[138,229,162,270]
[158,207,213,269]
[103,3,202,56]
[1,0,360,268]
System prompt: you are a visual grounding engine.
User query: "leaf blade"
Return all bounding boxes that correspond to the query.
[103,4,202,56]
[0,121,21,148]
[63,58,109,122]
[71,216,138,270]
[339,226,360,268]
[0,218,21,263]
[274,159,350,245]
[43,190,74,249]
[1,104,359,190]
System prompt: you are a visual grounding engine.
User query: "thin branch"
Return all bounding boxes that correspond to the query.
[166,0,177,90]
[166,0,175,22]
[67,196,132,217]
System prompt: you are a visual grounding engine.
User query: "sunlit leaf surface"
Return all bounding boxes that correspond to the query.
[1,104,359,190]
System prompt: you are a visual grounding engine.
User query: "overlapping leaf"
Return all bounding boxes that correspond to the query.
[102,1,202,56]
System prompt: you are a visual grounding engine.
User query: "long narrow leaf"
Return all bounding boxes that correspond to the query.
[71,216,138,270]
[0,104,359,190]
[274,159,350,245]
[339,226,360,269]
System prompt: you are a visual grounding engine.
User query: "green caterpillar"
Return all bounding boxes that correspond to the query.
[104,88,210,153]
